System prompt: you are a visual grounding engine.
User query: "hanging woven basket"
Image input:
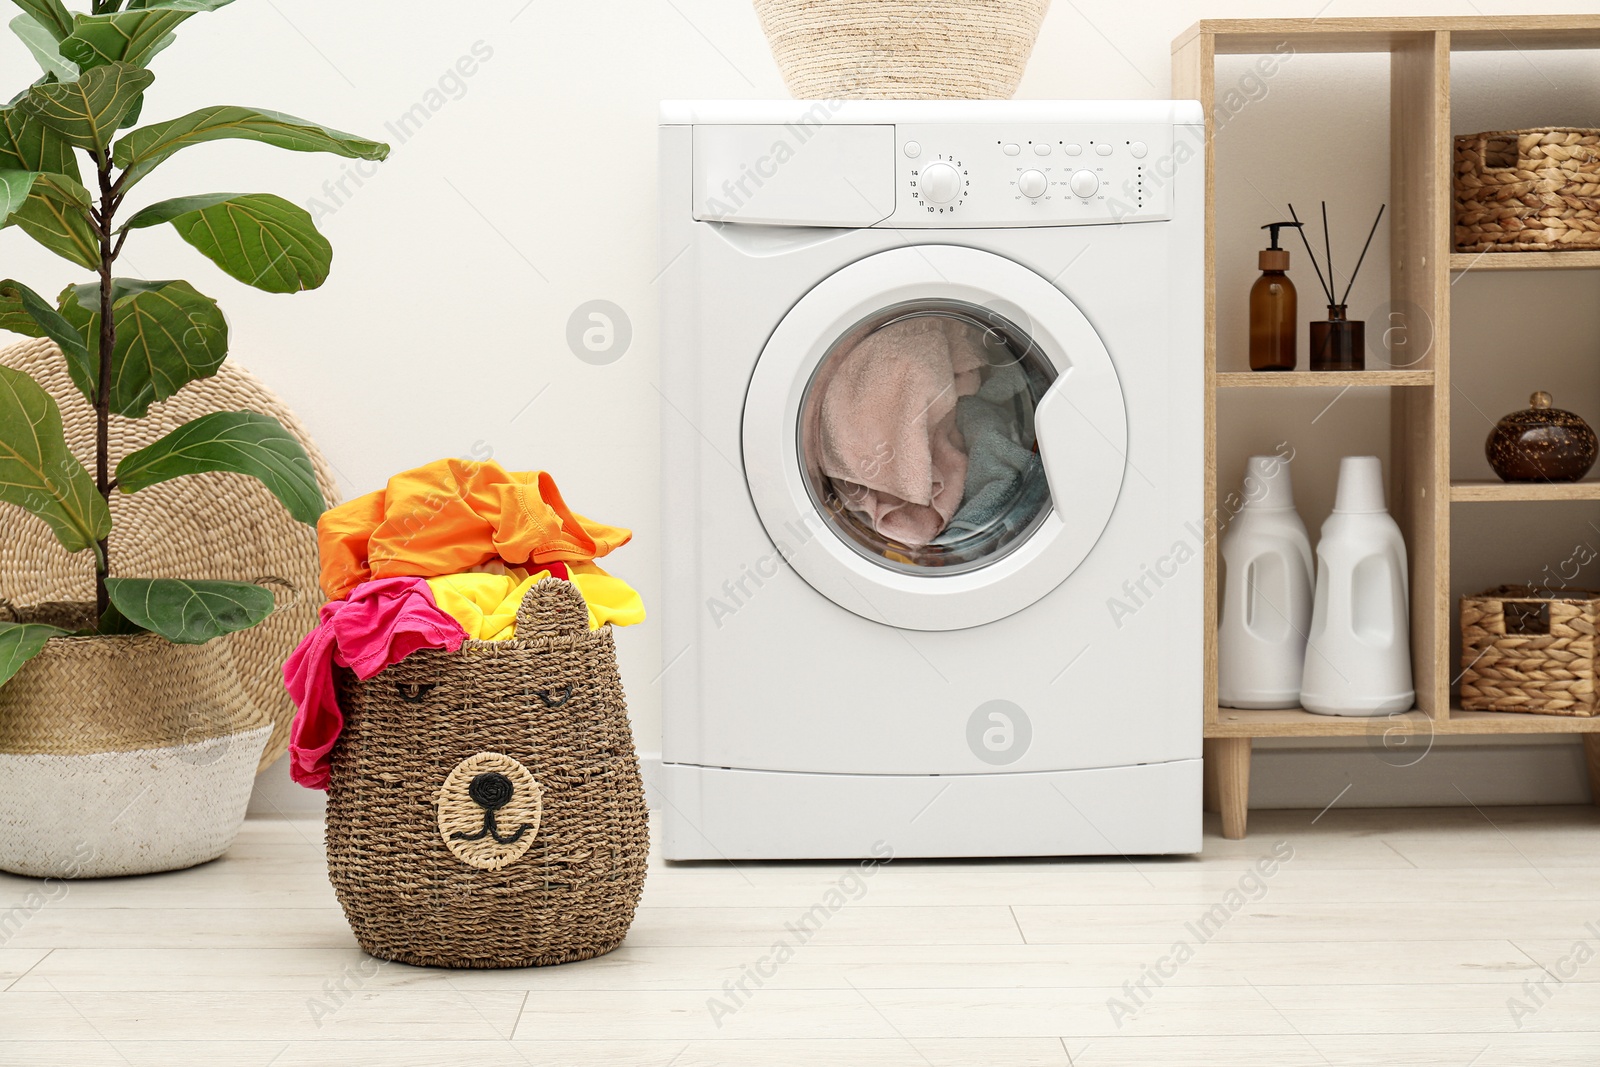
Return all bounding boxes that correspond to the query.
[0,603,274,877]
[1454,128,1600,253]
[0,337,339,773]
[753,0,1051,100]
[325,579,650,968]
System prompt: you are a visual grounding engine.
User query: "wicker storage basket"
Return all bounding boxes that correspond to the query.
[1453,128,1600,253]
[1459,586,1600,716]
[325,579,649,968]
[0,603,273,877]
[753,0,1049,100]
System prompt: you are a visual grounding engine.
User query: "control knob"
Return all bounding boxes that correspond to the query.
[1069,169,1100,198]
[1018,169,1048,199]
[919,161,963,204]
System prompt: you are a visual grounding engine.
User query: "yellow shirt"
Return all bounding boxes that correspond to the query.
[426,565,645,640]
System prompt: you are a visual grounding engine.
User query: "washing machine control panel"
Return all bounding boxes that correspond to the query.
[890,123,1180,228]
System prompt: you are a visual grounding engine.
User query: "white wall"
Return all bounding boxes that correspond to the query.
[2,0,1596,815]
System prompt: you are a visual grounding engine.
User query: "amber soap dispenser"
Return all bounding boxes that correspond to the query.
[1250,221,1301,371]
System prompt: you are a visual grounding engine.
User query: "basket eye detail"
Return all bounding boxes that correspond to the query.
[536,684,573,708]
[436,752,543,871]
[396,682,437,704]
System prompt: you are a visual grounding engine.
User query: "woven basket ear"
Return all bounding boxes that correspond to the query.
[515,577,590,638]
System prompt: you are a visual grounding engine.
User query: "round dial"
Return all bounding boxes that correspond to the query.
[919,161,963,204]
[1018,169,1048,198]
[1069,169,1100,198]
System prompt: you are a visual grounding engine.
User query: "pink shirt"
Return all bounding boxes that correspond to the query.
[283,577,466,790]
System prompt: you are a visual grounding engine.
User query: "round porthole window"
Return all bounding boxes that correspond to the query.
[797,299,1056,575]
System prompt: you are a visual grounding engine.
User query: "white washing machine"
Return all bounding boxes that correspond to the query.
[657,100,1204,859]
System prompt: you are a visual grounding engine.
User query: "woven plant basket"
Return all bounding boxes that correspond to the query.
[1460,586,1600,716]
[1454,128,1600,253]
[0,602,274,877]
[0,337,339,773]
[753,0,1050,100]
[325,579,650,968]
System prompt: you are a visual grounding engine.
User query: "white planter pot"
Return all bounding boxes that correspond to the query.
[0,624,272,878]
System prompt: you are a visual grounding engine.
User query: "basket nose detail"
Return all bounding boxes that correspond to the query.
[436,753,543,870]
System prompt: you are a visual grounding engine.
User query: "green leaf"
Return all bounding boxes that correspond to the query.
[0,167,39,220]
[117,410,322,524]
[113,106,389,188]
[58,2,232,71]
[0,620,67,687]
[124,192,330,293]
[19,61,154,154]
[10,13,79,81]
[9,0,75,41]
[6,169,99,269]
[57,278,228,416]
[93,600,143,635]
[105,576,273,644]
[0,363,111,555]
[0,102,80,178]
[0,278,91,384]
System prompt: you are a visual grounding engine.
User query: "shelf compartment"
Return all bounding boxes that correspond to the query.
[1445,709,1600,734]
[1208,706,1600,737]
[1450,480,1600,502]
[1215,370,1434,388]
[1209,707,1434,738]
[1450,250,1600,273]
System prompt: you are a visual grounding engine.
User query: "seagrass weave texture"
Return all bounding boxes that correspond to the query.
[1460,586,1599,717]
[753,0,1049,99]
[324,579,650,968]
[1454,129,1600,253]
[0,338,339,772]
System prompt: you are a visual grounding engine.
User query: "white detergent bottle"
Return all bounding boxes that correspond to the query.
[1218,454,1314,709]
[1301,455,1415,716]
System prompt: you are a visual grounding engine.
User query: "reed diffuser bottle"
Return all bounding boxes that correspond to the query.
[1289,201,1386,373]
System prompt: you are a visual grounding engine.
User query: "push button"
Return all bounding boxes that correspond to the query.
[1064,143,1082,156]
[1002,143,1021,156]
[1095,142,1113,156]
[903,141,922,158]
[1033,142,1051,156]
[1129,140,1148,158]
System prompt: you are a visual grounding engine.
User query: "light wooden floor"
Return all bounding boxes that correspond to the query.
[2,806,1599,1065]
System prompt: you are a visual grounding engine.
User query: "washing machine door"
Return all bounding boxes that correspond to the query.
[743,244,1128,631]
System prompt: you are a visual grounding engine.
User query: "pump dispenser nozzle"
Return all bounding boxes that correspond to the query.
[1260,221,1301,269]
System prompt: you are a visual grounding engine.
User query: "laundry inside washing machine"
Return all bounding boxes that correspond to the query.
[800,299,1056,574]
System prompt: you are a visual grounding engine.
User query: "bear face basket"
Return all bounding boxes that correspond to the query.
[324,579,650,967]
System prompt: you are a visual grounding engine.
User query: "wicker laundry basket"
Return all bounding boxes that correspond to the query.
[753,0,1050,100]
[1459,586,1600,716]
[324,579,650,968]
[0,602,273,877]
[0,337,340,773]
[1453,128,1600,253]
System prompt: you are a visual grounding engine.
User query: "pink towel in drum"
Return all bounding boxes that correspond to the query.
[816,316,985,547]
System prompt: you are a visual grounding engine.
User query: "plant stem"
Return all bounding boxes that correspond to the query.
[93,151,118,624]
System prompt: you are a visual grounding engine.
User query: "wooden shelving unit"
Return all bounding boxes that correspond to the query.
[1450,250,1600,273]
[1450,480,1600,502]
[1215,370,1434,388]
[1173,15,1600,839]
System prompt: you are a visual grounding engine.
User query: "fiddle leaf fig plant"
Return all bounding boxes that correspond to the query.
[0,0,389,687]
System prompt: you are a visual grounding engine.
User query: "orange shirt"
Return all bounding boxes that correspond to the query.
[318,459,632,601]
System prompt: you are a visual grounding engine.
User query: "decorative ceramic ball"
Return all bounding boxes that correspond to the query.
[1486,392,1598,483]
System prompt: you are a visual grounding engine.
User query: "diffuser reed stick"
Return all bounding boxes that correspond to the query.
[1321,201,1334,298]
[1288,202,1334,303]
[1339,204,1387,305]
